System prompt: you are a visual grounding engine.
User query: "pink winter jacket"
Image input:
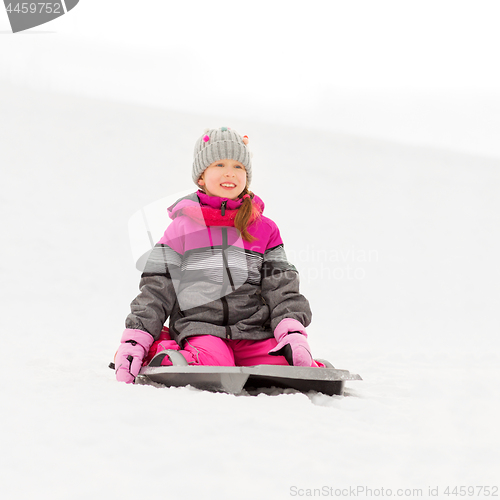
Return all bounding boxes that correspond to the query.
[125,191,311,345]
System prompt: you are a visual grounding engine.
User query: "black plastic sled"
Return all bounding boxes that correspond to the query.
[136,352,362,396]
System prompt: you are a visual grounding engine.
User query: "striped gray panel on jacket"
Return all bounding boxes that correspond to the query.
[142,244,182,276]
[144,244,263,286]
[182,247,263,286]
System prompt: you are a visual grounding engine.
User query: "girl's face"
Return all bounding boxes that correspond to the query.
[198,159,247,200]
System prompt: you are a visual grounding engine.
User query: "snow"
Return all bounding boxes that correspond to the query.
[1,79,499,500]
[1,3,500,496]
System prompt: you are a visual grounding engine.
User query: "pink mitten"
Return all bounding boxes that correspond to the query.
[114,329,154,383]
[268,318,313,367]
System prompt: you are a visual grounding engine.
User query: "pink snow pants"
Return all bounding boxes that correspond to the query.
[143,327,323,367]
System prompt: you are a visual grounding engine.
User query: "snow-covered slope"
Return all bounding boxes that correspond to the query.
[2,7,500,161]
[1,81,499,499]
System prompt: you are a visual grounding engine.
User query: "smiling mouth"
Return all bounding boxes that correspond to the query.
[220,183,236,188]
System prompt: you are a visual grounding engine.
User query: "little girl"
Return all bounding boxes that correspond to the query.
[115,127,322,384]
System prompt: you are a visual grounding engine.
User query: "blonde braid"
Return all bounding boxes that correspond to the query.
[235,187,259,242]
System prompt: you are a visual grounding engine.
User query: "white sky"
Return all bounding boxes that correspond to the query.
[2,0,500,157]
[51,0,500,90]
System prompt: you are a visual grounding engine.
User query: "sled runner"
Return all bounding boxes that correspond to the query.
[136,351,362,396]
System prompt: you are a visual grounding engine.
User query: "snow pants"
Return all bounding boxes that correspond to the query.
[143,327,322,367]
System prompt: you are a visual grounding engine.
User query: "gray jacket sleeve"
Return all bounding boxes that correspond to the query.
[260,244,312,332]
[125,244,181,340]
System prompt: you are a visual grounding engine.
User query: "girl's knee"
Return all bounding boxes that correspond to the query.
[183,335,235,366]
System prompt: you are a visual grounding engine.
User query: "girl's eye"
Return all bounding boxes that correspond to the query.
[235,165,243,169]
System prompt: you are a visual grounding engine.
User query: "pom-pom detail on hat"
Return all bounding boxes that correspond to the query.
[242,135,249,145]
[203,135,210,142]
[221,126,228,131]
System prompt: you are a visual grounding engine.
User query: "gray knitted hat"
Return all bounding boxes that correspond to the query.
[192,127,252,186]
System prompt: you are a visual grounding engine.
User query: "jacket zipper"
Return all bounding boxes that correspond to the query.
[221,228,235,292]
[220,200,232,339]
[221,297,231,338]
